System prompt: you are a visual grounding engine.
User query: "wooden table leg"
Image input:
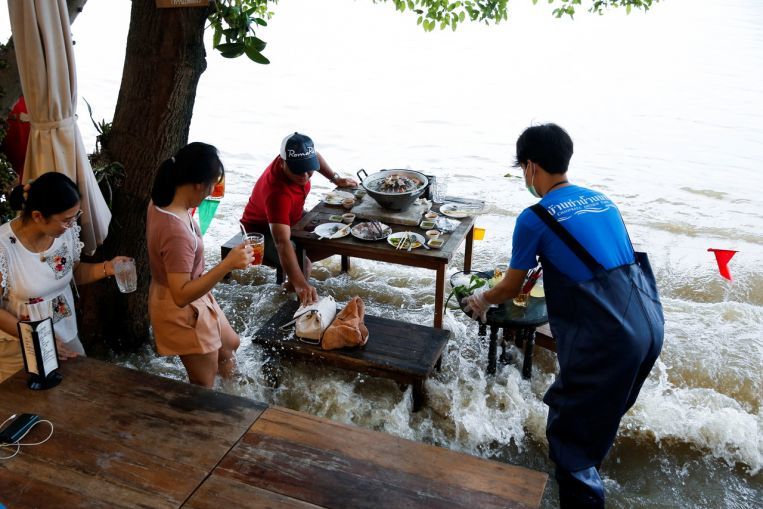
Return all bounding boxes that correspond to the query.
[487,325,498,375]
[341,255,350,273]
[464,226,474,273]
[412,380,427,412]
[434,264,446,329]
[522,328,535,380]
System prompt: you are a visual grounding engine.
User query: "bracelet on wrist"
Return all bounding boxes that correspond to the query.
[330,172,340,183]
[103,261,109,278]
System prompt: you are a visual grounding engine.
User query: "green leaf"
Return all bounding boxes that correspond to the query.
[246,36,267,52]
[216,42,245,58]
[254,17,267,27]
[244,45,270,65]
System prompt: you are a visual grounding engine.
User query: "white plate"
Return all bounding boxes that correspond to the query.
[351,221,392,241]
[314,222,351,239]
[323,190,354,206]
[439,203,478,218]
[387,231,426,250]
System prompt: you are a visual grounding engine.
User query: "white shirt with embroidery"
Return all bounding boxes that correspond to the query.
[0,221,83,343]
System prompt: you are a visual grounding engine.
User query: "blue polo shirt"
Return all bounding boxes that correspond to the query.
[510,185,635,282]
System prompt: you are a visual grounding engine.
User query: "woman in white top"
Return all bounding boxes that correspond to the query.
[0,173,130,382]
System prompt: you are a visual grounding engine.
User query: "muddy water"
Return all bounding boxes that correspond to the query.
[8,0,760,505]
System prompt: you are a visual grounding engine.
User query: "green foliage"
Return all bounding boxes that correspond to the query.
[206,0,656,65]
[207,0,275,65]
[84,99,125,209]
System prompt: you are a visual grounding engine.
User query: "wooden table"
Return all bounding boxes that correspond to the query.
[0,359,547,508]
[0,358,265,508]
[184,406,548,509]
[292,198,481,329]
[254,300,451,411]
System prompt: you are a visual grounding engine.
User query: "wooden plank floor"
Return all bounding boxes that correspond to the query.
[0,359,547,509]
[184,407,547,509]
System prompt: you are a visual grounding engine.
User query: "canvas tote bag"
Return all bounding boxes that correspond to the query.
[280,296,337,344]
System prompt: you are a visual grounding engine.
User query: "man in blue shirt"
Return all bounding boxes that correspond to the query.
[464,124,664,508]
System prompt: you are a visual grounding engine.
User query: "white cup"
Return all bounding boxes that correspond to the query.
[114,258,137,293]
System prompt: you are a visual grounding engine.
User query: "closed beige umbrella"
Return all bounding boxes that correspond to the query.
[8,0,111,255]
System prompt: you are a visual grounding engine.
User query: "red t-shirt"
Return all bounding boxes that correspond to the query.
[241,156,310,227]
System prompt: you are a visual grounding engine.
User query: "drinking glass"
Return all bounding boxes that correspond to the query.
[494,263,508,282]
[512,292,529,308]
[244,232,265,266]
[114,258,137,293]
[432,178,448,204]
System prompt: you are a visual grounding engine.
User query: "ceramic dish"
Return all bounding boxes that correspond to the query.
[328,214,344,222]
[314,222,351,239]
[427,238,444,249]
[439,202,479,218]
[419,220,436,229]
[323,190,355,206]
[387,231,425,250]
[351,221,392,241]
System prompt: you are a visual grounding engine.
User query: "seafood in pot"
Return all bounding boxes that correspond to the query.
[373,173,422,193]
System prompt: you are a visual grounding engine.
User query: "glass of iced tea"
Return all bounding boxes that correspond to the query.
[244,232,265,266]
[512,292,529,308]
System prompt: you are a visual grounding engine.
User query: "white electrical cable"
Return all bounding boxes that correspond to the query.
[0,415,54,460]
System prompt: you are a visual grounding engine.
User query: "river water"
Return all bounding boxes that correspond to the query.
[6,0,762,506]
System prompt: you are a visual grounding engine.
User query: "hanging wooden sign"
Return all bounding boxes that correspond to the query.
[156,0,210,8]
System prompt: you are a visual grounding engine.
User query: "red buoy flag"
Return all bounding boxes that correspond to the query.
[708,248,737,281]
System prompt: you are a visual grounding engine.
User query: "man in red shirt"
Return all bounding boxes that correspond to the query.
[241,132,357,305]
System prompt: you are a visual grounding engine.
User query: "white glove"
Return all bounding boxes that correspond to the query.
[462,287,490,323]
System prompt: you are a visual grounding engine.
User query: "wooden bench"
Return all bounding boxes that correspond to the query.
[254,300,451,411]
[221,232,284,284]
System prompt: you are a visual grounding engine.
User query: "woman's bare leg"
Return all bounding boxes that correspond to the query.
[180,351,219,388]
[218,316,240,379]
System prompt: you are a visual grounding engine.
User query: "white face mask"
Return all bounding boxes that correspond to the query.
[524,163,541,198]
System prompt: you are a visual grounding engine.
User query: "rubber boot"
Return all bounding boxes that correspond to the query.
[556,466,605,509]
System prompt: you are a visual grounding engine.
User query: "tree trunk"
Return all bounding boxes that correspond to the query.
[0,0,89,116]
[80,0,210,351]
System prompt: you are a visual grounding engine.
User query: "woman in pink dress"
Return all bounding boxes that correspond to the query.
[146,142,252,387]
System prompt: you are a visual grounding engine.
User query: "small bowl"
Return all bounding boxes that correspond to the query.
[353,189,367,199]
[328,214,343,222]
[420,220,436,230]
[342,198,355,210]
[424,211,438,220]
[427,238,444,249]
[341,213,356,224]
[425,229,440,240]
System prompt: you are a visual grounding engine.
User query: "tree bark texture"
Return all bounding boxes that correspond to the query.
[0,0,89,117]
[80,0,210,351]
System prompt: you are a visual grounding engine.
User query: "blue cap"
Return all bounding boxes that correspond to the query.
[280,132,319,174]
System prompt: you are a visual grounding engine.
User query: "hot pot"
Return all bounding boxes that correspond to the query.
[356,169,429,211]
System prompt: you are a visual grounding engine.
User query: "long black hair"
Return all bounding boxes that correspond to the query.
[151,142,224,207]
[9,172,81,222]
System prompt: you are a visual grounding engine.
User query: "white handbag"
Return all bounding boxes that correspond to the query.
[281,296,337,344]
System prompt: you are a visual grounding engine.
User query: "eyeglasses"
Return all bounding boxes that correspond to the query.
[62,210,83,228]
